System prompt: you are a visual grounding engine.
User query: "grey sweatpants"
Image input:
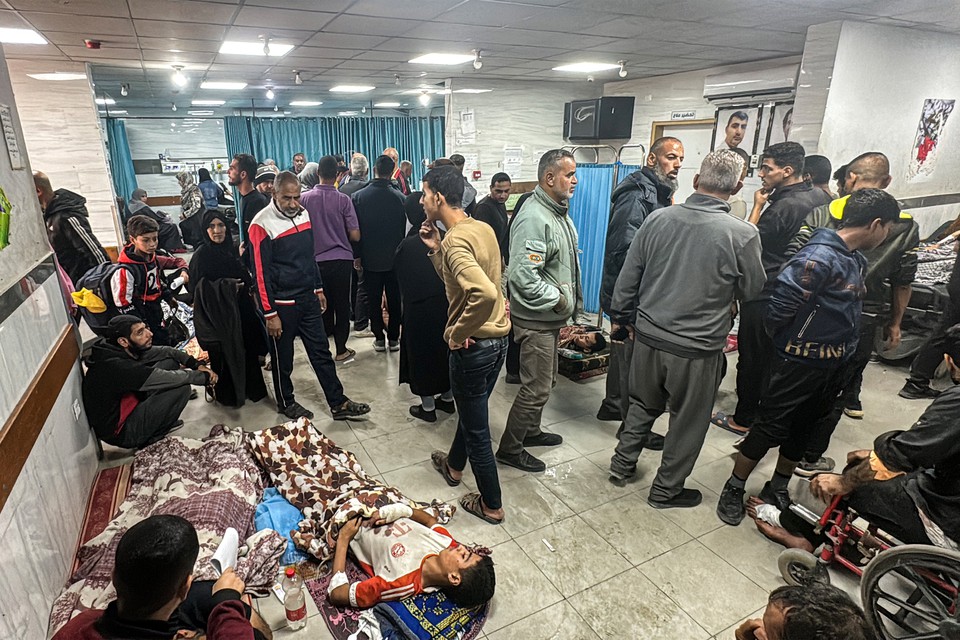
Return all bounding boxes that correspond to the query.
[498,325,559,456]
[600,338,633,417]
[610,340,724,501]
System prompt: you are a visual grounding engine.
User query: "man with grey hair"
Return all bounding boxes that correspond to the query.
[340,153,369,197]
[127,187,186,253]
[497,149,583,473]
[608,150,764,508]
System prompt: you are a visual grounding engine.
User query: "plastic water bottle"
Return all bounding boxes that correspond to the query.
[282,566,307,631]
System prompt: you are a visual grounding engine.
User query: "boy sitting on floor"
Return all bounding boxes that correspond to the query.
[53,514,272,640]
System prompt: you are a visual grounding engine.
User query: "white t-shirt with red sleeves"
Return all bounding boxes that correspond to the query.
[347,518,455,608]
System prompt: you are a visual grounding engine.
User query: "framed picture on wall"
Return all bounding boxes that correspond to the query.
[764,102,795,147]
[711,105,761,154]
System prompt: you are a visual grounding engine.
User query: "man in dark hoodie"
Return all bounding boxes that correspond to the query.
[128,188,187,253]
[598,136,683,426]
[82,315,216,449]
[34,171,109,285]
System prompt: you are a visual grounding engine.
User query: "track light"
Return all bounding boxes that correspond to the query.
[274,104,279,112]
[361,106,366,113]
[418,91,430,106]
[394,74,401,86]
[261,36,271,56]
[172,66,187,87]
[265,86,275,100]
[171,103,177,111]
[120,83,129,96]
[294,70,302,85]
[473,49,482,70]
[618,60,627,78]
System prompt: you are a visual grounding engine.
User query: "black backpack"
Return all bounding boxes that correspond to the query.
[74,262,139,336]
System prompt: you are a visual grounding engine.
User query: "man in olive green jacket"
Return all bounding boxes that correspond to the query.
[496,149,584,473]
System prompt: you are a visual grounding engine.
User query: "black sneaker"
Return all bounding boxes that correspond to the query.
[496,450,546,472]
[794,456,836,477]
[759,481,791,512]
[332,399,371,420]
[523,432,563,447]
[717,481,746,525]
[388,340,400,352]
[608,468,636,487]
[281,402,314,420]
[505,373,521,384]
[648,488,702,509]
[409,405,437,423]
[434,397,456,413]
[596,405,621,421]
[898,380,941,400]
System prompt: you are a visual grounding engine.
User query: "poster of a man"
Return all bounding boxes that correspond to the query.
[765,102,795,146]
[712,106,759,153]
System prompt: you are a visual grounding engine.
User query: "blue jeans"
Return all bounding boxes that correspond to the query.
[447,336,507,510]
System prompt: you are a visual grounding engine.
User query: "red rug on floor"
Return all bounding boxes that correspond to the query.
[72,464,132,573]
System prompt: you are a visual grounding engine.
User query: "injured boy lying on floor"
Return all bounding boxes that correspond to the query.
[246,419,496,610]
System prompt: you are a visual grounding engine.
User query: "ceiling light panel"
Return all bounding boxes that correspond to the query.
[289,101,323,106]
[200,81,248,90]
[192,99,225,105]
[374,102,401,107]
[552,62,620,72]
[0,28,47,45]
[409,53,475,65]
[27,72,87,81]
[329,85,375,93]
[95,98,115,105]
[219,41,294,56]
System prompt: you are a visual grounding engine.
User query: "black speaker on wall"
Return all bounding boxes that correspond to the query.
[563,96,635,140]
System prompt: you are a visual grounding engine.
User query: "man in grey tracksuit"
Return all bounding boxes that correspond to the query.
[608,150,764,508]
[497,149,584,473]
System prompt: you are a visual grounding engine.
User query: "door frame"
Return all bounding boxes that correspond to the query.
[650,119,717,149]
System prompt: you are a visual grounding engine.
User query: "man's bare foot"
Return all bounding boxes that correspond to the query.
[747,497,814,552]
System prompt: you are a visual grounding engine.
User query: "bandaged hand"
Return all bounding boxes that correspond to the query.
[371,503,413,526]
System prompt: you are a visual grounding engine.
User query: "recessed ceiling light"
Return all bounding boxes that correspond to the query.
[329,85,375,93]
[192,99,225,105]
[27,72,86,81]
[552,62,620,73]
[338,111,359,116]
[200,81,247,90]
[0,28,47,45]
[289,100,323,106]
[219,41,294,57]
[453,88,493,94]
[188,110,215,115]
[95,97,115,105]
[374,102,401,108]
[409,53,475,65]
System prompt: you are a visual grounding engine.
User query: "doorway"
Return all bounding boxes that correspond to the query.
[651,119,715,202]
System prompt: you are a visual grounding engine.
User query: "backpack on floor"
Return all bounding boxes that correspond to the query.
[72,262,139,336]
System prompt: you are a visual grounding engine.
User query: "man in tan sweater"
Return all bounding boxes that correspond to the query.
[420,165,511,525]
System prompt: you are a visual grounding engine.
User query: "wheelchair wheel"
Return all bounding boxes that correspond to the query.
[778,548,830,586]
[861,544,960,640]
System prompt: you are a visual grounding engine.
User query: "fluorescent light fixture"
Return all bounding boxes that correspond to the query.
[289,100,323,106]
[374,102,401,108]
[192,99,225,106]
[409,53,475,65]
[168,49,182,53]
[188,110,214,115]
[200,81,247,90]
[172,66,187,87]
[219,40,294,56]
[453,88,493,94]
[418,92,430,106]
[98,110,127,115]
[0,28,47,45]
[338,111,359,116]
[27,72,86,81]
[552,62,620,73]
[95,97,115,105]
[329,85,375,93]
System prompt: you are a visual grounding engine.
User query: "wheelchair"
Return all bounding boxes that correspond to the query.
[777,494,960,639]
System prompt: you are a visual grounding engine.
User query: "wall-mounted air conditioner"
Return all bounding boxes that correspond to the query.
[703,64,799,101]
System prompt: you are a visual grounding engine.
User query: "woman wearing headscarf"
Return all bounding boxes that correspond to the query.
[299,161,320,191]
[177,170,206,247]
[197,167,224,210]
[393,191,455,422]
[189,208,268,406]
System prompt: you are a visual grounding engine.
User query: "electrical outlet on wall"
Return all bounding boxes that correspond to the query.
[73,398,82,421]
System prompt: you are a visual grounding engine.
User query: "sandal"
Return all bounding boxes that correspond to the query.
[431,451,460,487]
[710,411,749,435]
[332,398,370,420]
[459,492,503,525]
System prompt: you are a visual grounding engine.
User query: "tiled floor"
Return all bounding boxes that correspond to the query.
[110,332,936,639]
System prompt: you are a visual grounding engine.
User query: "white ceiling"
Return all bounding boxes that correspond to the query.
[3,0,960,115]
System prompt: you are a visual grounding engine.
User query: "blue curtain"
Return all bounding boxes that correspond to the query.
[222,116,445,182]
[103,118,138,201]
[568,163,640,314]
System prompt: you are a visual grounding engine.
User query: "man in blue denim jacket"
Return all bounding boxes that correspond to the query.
[718,188,902,525]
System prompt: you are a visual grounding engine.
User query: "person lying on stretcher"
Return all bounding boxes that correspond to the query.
[326,503,495,610]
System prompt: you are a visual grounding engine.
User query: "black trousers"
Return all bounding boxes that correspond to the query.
[734,299,774,427]
[352,267,369,329]
[109,357,190,449]
[318,259,353,355]
[363,269,401,342]
[739,356,849,463]
[909,300,960,385]
[505,325,520,376]
[268,296,345,411]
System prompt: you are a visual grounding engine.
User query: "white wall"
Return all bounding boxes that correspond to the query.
[445,79,600,185]
[7,59,120,247]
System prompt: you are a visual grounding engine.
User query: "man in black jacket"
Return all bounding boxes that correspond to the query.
[83,315,217,449]
[34,171,109,285]
[472,172,512,263]
[598,137,683,424]
[352,155,407,351]
[714,142,832,435]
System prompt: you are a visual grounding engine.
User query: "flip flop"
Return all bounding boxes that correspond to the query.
[431,451,460,486]
[710,411,750,435]
[459,492,503,525]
